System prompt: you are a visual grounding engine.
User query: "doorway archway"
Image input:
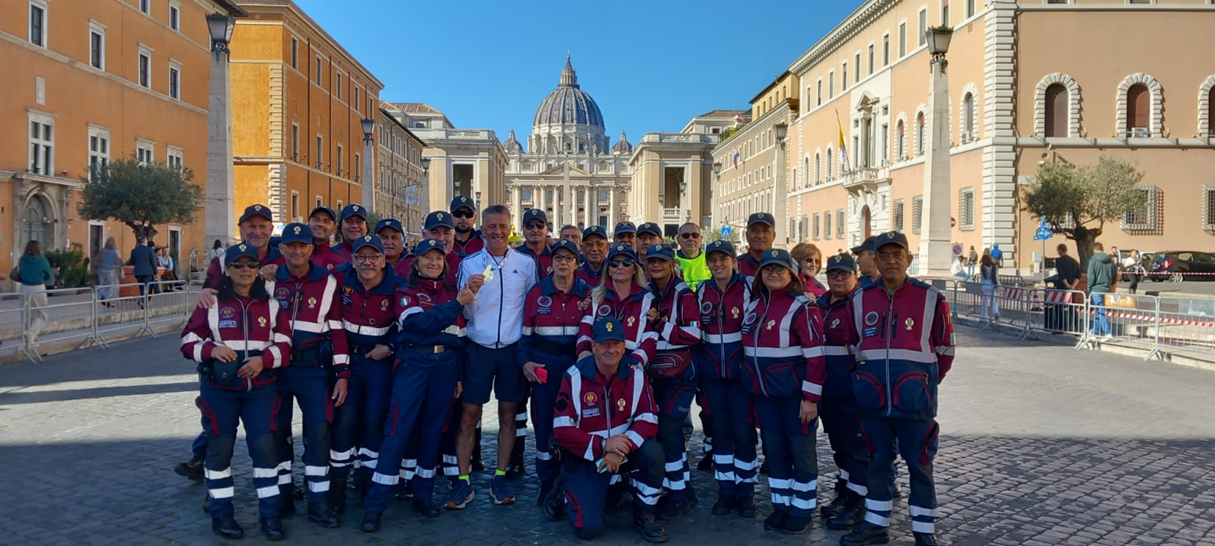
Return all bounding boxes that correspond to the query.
[860,205,872,239]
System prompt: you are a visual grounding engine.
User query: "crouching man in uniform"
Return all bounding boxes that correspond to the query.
[552,317,668,543]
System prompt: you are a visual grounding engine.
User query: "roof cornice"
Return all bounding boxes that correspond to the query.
[787,0,899,76]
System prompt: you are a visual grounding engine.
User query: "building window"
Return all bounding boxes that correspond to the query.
[896,119,906,159]
[881,123,889,163]
[138,46,152,88]
[169,61,181,99]
[915,113,926,156]
[814,153,822,185]
[1204,186,1215,231]
[817,79,823,106]
[291,191,300,221]
[353,152,360,179]
[28,114,53,175]
[315,56,323,86]
[918,9,927,46]
[1122,186,1157,230]
[829,71,835,98]
[336,199,343,211]
[335,73,343,100]
[813,213,821,240]
[912,196,924,234]
[290,38,298,69]
[1126,84,1150,137]
[1039,83,1066,138]
[316,195,323,209]
[942,1,950,25]
[824,210,832,240]
[354,87,361,111]
[966,0,976,18]
[291,124,299,161]
[30,1,47,47]
[842,63,848,91]
[826,148,834,180]
[336,144,344,175]
[136,140,154,165]
[855,53,861,82]
[893,199,905,231]
[960,187,975,230]
[167,146,183,171]
[1206,84,1215,137]
[169,2,180,30]
[962,92,975,142]
[868,44,874,76]
[89,22,105,70]
[899,22,907,57]
[883,34,890,66]
[316,135,323,169]
[140,0,150,14]
[837,209,845,238]
[88,127,110,180]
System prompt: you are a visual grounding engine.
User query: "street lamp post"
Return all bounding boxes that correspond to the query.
[919,25,954,276]
[417,156,431,238]
[204,12,236,246]
[773,122,789,248]
[712,162,721,232]
[360,118,375,211]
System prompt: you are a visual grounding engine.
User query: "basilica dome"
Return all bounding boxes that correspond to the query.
[532,55,605,130]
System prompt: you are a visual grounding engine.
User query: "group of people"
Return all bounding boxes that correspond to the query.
[177,198,954,546]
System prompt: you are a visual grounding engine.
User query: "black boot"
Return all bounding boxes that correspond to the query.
[735,496,757,518]
[840,521,890,546]
[210,515,244,539]
[827,495,866,530]
[834,476,847,493]
[763,509,787,531]
[360,511,382,533]
[259,516,285,541]
[175,457,205,482]
[306,502,341,528]
[711,495,736,516]
[413,499,441,518]
[781,513,813,535]
[696,455,714,471]
[914,532,939,546]
[656,498,689,521]
[633,510,668,543]
[329,476,347,516]
[821,490,855,519]
[278,495,296,518]
[506,442,526,480]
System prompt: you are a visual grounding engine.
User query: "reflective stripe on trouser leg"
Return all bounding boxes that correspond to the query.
[400,458,418,480]
[860,416,898,528]
[290,367,334,503]
[653,373,695,501]
[204,435,238,518]
[273,380,296,496]
[787,432,819,518]
[898,418,940,536]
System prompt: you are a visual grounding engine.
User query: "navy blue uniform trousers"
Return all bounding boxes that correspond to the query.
[649,363,696,502]
[861,416,940,534]
[562,439,665,538]
[273,365,333,505]
[528,350,576,488]
[699,378,757,498]
[330,356,392,484]
[196,382,281,519]
[754,395,818,518]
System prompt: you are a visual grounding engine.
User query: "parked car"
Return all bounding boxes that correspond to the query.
[1149,251,1215,282]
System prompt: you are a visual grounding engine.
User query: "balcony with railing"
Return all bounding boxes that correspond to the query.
[840,165,890,194]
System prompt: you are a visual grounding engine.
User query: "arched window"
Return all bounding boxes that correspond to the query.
[962,93,975,141]
[814,153,822,185]
[1208,86,1214,137]
[1126,84,1150,137]
[826,147,834,180]
[915,113,926,155]
[803,157,810,188]
[896,120,905,159]
[1044,83,1068,138]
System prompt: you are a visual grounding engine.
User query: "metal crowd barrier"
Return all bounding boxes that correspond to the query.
[1,281,197,363]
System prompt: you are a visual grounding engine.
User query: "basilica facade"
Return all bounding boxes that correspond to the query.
[503,56,632,232]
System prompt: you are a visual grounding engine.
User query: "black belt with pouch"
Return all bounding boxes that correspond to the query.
[203,358,244,389]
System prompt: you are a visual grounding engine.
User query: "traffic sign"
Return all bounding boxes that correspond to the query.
[720,224,732,239]
[950,217,957,228]
[952,243,963,256]
[1033,218,1053,241]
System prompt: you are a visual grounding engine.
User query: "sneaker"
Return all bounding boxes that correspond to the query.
[445,479,475,510]
[841,521,891,546]
[490,474,516,505]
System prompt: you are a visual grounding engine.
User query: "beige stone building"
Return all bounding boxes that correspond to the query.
[377,105,426,242]
[385,103,507,216]
[628,130,719,236]
[503,56,633,232]
[725,0,1215,272]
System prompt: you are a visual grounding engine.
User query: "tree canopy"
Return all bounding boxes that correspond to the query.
[1023,155,1146,266]
[77,158,203,241]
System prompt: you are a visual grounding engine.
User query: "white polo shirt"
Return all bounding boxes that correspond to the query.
[457,247,536,348]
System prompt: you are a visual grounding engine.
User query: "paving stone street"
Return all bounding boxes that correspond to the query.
[2,327,1215,545]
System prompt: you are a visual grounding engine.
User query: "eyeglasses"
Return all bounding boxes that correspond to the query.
[353,254,383,263]
[553,254,578,263]
[609,258,635,269]
[452,210,475,219]
[761,265,789,276]
[826,270,854,279]
[227,261,259,270]
[524,222,546,230]
[679,232,701,239]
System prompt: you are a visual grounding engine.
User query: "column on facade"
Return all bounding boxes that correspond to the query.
[584,186,593,228]
[607,185,617,228]
[560,183,570,227]
[512,185,522,232]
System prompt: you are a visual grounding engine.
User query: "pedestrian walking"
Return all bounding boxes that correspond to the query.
[127,236,158,303]
[13,240,53,344]
[94,237,123,305]
[979,253,1000,322]
[1087,242,1119,340]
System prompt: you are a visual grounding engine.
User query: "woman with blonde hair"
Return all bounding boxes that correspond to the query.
[576,244,657,368]
[790,243,826,298]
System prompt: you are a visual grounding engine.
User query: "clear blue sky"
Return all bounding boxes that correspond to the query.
[295,0,865,146]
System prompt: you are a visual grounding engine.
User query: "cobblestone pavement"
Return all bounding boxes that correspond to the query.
[3,328,1215,545]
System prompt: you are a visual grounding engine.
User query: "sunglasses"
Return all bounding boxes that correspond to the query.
[761,265,789,276]
[452,210,475,219]
[609,258,635,269]
[353,254,383,263]
[679,232,701,239]
[524,222,546,230]
[826,270,854,279]
[227,261,259,270]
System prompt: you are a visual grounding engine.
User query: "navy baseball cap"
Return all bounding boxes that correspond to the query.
[851,236,879,255]
[340,204,367,222]
[424,211,455,231]
[239,204,273,224]
[280,222,313,245]
[308,205,336,221]
[758,248,796,271]
[450,195,476,213]
[593,317,625,343]
[824,253,857,273]
[614,221,637,235]
[704,240,736,258]
[644,243,675,262]
[351,234,384,254]
[583,225,608,241]
[747,212,775,228]
[551,239,582,261]
[413,238,445,256]
[223,243,260,265]
[637,222,662,237]
[375,218,404,235]
[522,209,548,225]
[872,231,910,251]
[607,244,637,262]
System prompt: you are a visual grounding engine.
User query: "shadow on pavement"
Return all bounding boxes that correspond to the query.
[0,380,198,405]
